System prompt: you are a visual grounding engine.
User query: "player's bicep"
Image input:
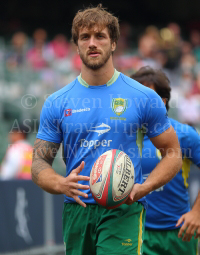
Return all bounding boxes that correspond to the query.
[150,126,181,157]
[32,138,60,165]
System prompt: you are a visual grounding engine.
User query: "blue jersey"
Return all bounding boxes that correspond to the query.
[37,70,170,207]
[142,118,200,229]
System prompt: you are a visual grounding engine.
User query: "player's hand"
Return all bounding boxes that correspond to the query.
[125,183,148,205]
[59,161,90,208]
[176,210,200,241]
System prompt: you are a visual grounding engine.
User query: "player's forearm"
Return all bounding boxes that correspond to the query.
[143,150,182,193]
[31,159,65,194]
[31,138,62,193]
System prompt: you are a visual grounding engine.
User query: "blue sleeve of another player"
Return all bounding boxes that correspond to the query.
[144,89,171,138]
[183,126,200,167]
[37,97,62,143]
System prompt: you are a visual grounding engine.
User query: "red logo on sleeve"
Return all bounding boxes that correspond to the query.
[64,109,72,117]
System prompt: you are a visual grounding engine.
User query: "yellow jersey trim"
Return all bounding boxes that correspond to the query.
[78,69,120,88]
[138,208,144,255]
[182,157,191,188]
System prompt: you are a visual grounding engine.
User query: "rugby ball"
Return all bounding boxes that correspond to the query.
[90,149,135,209]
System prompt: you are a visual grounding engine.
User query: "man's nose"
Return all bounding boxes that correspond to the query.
[88,36,97,48]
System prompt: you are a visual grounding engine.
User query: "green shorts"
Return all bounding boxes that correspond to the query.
[143,228,198,255]
[63,202,145,255]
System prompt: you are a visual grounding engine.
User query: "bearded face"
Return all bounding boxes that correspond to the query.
[77,26,115,70]
[79,44,112,70]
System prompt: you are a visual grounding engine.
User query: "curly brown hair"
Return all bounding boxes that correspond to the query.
[72,4,120,45]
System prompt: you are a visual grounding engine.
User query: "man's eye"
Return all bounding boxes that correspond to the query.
[82,36,88,40]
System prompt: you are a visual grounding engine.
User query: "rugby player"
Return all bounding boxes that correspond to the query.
[32,5,182,255]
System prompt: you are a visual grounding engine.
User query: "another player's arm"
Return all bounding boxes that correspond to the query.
[176,127,200,241]
[144,126,182,192]
[32,138,90,207]
[176,190,200,241]
[127,126,182,203]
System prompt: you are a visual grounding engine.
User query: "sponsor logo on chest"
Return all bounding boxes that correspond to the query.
[79,123,112,149]
[64,108,90,117]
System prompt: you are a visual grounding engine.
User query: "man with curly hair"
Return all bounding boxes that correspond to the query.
[32,5,182,255]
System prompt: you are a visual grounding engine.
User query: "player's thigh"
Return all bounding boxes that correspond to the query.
[143,228,198,255]
[62,203,97,255]
[96,202,145,255]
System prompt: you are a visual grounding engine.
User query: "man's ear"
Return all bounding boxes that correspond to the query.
[111,42,116,52]
[162,98,167,106]
[77,47,80,55]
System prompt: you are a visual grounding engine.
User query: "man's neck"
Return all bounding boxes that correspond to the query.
[81,58,115,86]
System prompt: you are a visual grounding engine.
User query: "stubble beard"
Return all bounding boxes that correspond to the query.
[79,46,112,70]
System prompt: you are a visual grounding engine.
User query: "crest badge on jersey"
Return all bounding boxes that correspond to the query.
[112,98,128,116]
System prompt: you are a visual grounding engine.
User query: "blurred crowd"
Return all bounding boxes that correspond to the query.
[0,22,200,180]
[0,22,200,126]
[114,22,200,127]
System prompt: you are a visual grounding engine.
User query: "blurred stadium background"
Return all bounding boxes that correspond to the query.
[0,0,200,254]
